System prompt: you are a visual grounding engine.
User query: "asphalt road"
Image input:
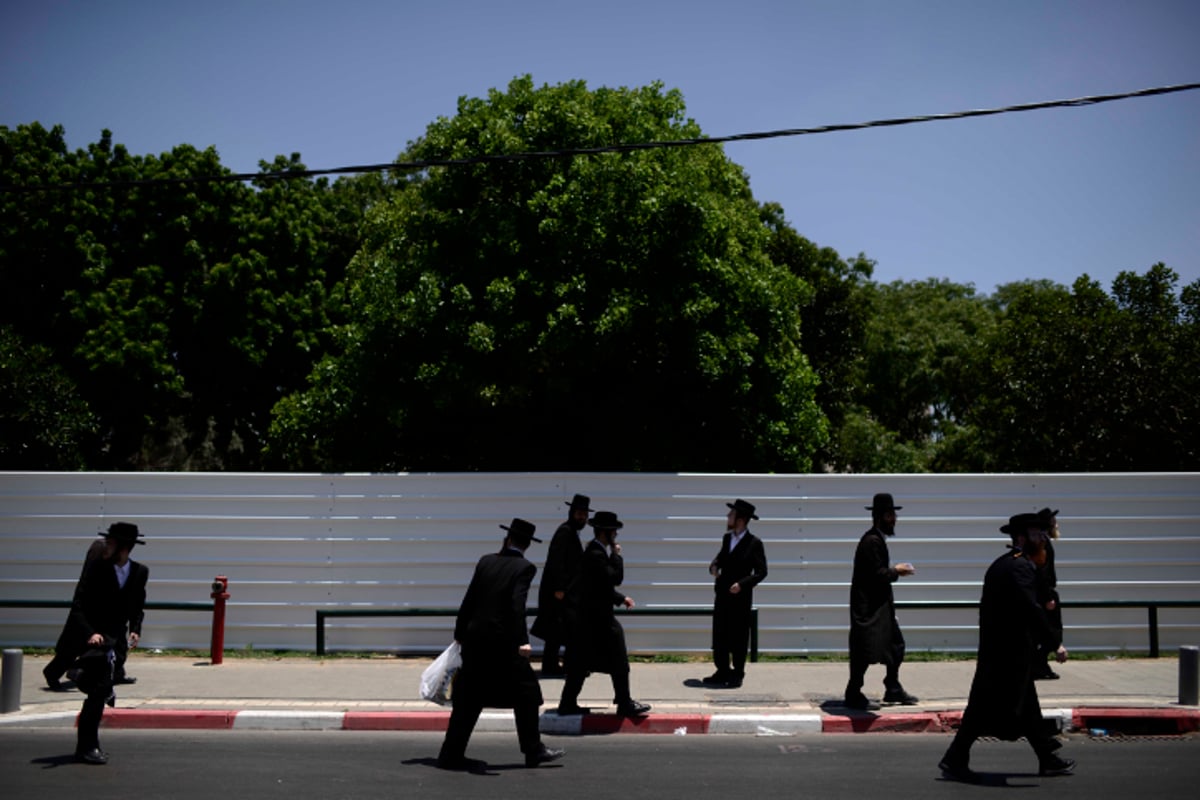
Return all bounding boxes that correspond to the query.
[3,730,1198,799]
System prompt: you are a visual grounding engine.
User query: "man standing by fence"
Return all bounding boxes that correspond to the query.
[704,499,767,688]
[532,493,591,676]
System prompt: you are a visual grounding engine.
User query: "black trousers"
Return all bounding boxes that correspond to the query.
[845,623,906,697]
[941,708,1059,767]
[559,665,634,708]
[712,603,752,677]
[75,650,115,755]
[438,701,541,761]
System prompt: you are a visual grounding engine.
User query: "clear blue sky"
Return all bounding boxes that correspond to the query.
[3,0,1197,294]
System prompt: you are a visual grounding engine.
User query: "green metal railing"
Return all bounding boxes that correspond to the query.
[315,606,757,660]
[895,599,1200,658]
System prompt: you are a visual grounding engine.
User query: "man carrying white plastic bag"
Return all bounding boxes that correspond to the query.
[435,518,565,770]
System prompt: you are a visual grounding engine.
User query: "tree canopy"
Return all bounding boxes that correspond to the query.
[2,81,1197,473]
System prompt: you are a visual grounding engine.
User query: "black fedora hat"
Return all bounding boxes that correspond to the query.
[726,499,759,521]
[566,494,593,512]
[1000,513,1043,537]
[866,493,902,513]
[500,518,541,546]
[588,511,624,531]
[100,521,145,546]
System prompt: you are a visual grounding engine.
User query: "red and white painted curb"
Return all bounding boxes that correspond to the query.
[4,706,1197,734]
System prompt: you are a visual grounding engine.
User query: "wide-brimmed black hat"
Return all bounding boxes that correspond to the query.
[1037,507,1059,522]
[588,511,624,531]
[1000,513,1044,537]
[100,521,145,546]
[726,499,759,521]
[500,518,541,546]
[566,494,593,512]
[866,493,902,513]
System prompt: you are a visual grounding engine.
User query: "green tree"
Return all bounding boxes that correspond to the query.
[837,279,996,472]
[269,77,827,472]
[964,265,1199,470]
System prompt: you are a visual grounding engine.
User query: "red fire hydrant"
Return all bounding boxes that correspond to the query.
[210,575,229,665]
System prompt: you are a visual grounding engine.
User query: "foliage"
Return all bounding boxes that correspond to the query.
[268,77,828,471]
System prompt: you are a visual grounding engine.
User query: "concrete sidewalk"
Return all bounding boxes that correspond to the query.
[2,654,1197,735]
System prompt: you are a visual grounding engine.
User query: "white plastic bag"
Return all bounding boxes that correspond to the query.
[420,641,462,705]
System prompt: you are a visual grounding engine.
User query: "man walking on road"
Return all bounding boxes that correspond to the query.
[532,493,591,676]
[704,499,767,688]
[844,493,918,710]
[437,519,565,770]
[939,512,1073,782]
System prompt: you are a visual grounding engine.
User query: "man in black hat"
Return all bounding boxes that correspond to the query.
[704,499,768,688]
[532,493,592,676]
[437,519,565,770]
[844,493,918,709]
[1033,507,1064,680]
[44,524,148,690]
[556,511,651,717]
[55,521,149,764]
[938,513,1073,782]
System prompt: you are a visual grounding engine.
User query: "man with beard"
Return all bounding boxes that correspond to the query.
[938,513,1073,782]
[844,493,918,710]
[532,494,591,676]
[436,519,564,770]
[556,511,651,717]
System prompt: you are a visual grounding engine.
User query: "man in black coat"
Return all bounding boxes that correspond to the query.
[844,493,918,709]
[704,499,768,688]
[939,513,1074,782]
[44,531,145,689]
[437,519,564,770]
[1033,507,1064,680]
[531,493,591,676]
[556,511,651,717]
[57,521,149,764]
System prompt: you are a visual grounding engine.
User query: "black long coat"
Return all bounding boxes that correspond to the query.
[563,540,629,675]
[710,530,768,648]
[961,549,1061,739]
[56,553,149,662]
[848,528,900,663]
[530,521,583,642]
[451,549,543,709]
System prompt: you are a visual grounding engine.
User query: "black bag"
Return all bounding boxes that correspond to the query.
[72,638,116,694]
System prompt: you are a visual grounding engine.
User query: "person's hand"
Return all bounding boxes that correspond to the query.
[896,562,915,576]
[129,632,140,648]
[612,543,622,556]
[1055,645,1068,663]
[519,644,532,658]
[623,597,635,609]
[554,591,565,601]
[1045,599,1057,611]
[729,583,741,595]
[709,563,719,577]
[87,633,104,646]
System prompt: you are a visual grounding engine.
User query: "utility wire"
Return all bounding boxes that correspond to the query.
[4,82,1198,193]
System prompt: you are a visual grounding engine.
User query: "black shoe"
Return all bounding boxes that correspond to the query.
[76,748,108,765]
[725,674,744,688]
[882,689,919,705]
[615,700,651,716]
[525,744,565,767]
[1033,668,1060,680]
[702,671,732,685]
[115,675,137,685]
[555,703,589,715]
[938,758,979,783]
[1038,755,1075,776]
[843,694,880,711]
[43,667,65,692]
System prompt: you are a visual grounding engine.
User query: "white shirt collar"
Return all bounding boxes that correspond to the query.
[114,560,131,588]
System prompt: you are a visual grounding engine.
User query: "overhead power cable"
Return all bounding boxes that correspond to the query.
[3,82,1198,193]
